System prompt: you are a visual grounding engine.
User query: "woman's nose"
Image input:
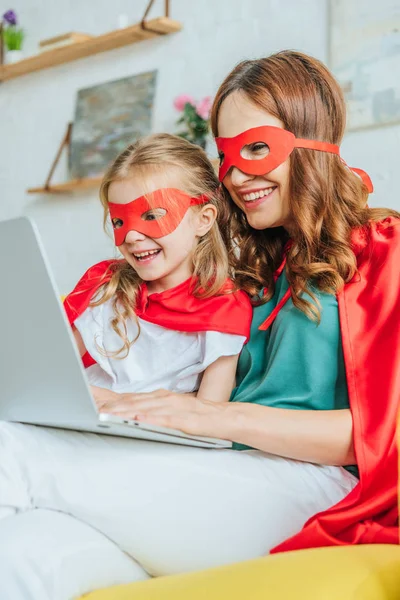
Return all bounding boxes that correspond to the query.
[229,166,255,187]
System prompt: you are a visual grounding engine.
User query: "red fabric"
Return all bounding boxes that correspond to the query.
[215,125,340,181]
[271,217,400,552]
[215,125,373,192]
[63,259,252,368]
[108,188,210,245]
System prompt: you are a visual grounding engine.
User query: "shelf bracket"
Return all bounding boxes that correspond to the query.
[43,122,73,191]
[140,0,170,34]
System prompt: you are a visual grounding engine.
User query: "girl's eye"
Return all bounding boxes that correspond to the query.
[218,151,225,166]
[141,208,167,221]
[112,218,123,229]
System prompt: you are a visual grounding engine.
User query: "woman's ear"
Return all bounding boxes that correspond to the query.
[195,204,218,237]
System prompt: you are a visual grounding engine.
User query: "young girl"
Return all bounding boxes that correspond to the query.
[63,133,252,406]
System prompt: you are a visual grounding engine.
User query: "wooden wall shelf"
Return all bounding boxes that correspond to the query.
[0,17,182,82]
[27,177,103,195]
[27,160,220,195]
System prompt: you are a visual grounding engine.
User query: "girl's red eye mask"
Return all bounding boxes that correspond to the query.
[215,126,373,193]
[108,188,210,246]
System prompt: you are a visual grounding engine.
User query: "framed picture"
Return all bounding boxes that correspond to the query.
[69,70,158,179]
[330,0,400,131]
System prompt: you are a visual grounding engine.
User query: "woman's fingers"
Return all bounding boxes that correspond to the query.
[92,389,219,437]
[90,386,118,409]
[122,389,170,401]
[99,397,176,414]
[135,412,197,433]
[106,392,194,412]
[103,402,169,416]
[97,392,194,419]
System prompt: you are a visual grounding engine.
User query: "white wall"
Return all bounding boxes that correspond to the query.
[0,0,398,294]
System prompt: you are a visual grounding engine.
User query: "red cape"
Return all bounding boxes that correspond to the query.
[64,260,252,367]
[272,217,400,552]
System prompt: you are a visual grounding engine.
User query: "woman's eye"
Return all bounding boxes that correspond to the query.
[112,218,123,229]
[240,142,270,160]
[141,208,167,221]
[251,142,269,153]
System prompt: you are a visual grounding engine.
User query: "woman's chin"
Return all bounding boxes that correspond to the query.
[247,214,284,230]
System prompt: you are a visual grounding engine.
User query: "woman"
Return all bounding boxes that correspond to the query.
[118,50,400,550]
[0,51,398,600]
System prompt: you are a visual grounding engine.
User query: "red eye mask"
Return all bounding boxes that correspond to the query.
[216,126,373,192]
[108,188,210,246]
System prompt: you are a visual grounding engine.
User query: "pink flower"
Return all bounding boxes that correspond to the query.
[173,94,195,112]
[196,96,212,120]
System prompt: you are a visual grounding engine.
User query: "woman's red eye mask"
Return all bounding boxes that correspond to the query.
[108,188,210,246]
[215,126,373,193]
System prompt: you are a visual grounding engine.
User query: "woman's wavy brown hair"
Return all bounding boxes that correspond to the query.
[93,133,232,358]
[211,50,399,320]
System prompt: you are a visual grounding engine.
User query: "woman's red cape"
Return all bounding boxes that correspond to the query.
[272,218,400,551]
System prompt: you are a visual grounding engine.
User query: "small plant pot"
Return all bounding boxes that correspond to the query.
[5,49,24,64]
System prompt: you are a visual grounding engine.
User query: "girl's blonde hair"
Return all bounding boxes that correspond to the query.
[211,50,400,320]
[93,133,232,358]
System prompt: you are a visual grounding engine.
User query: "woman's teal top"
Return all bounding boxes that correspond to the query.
[231,270,358,477]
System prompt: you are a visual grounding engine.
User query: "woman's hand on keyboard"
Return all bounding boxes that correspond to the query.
[90,386,228,438]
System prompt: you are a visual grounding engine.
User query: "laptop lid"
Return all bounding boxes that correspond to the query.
[0,216,98,425]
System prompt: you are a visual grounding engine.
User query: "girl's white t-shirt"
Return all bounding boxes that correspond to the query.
[74,298,246,394]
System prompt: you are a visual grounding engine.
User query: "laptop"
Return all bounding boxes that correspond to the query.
[0,216,232,449]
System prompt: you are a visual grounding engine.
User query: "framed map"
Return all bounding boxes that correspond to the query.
[330,0,400,130]
[69,70,157,179]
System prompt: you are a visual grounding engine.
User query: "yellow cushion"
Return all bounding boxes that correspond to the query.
[82,544,400,600]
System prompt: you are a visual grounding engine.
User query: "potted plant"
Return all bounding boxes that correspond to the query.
[2,10,24,63]
[173,94,212,150]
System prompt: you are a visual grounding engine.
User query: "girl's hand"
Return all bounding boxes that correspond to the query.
[91,386,229,439]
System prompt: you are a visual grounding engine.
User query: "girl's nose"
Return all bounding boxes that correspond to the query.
[124,229,147,244]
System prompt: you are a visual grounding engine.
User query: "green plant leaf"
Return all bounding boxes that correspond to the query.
[3,26,24,51]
